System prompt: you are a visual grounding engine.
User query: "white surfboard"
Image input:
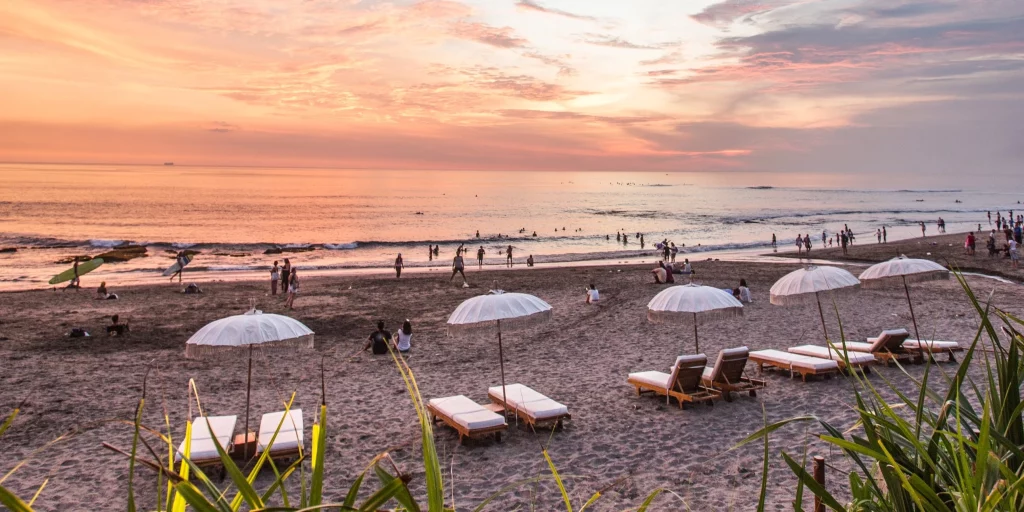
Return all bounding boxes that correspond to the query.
[162,254,193,276]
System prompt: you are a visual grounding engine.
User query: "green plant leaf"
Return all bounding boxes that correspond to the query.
[542,449,573,512]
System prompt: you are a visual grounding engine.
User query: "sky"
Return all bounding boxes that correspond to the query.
[1,0,1022,178]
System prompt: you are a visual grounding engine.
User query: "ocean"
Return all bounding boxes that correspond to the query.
[0,163,1019,290]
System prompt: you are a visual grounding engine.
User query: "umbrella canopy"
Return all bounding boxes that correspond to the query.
[184,309,314,459]
[647,283,743,353]
[446,290,552,411]
[770,266,859,342]
[185,309,314,358]
[647,284,744,324]
[859,256,950,343]
[770,266,860,305]
[858,256,949,286]
[446,291,552,336]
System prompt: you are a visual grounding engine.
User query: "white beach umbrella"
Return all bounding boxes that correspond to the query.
[859,255,949,342]
[647,284,744,352]
[185,309,314,458]
[770,265,860,341]
[446,290,552,408]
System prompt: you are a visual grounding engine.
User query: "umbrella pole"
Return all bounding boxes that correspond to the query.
[497,319,507,413]
[693,312,699,353]
[815,292,830,342]
[903,276,921,342]
[244,344,253,460]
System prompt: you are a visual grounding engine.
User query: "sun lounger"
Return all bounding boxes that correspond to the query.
[787,345,876,372]
[904,339,963,362]
[256,409,303,463]
[426,395,507,443]
[839,329,914,364]
[749,349,839,381]
[175,415,237,473]
[701,347,766,401]
[487,384,571,429]
[627,354,720,408]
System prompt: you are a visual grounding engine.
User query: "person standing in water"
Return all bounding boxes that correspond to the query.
[477,246,485,269]
[394,253,404,278]
[506,245,513,267]
[771,233,777,248]
[428,246,433,262]
[882,226,887,243]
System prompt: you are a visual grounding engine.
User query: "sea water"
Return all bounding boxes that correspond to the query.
[0,163,1019,290]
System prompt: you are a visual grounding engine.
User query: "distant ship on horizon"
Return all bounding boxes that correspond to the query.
[163,162,174,166]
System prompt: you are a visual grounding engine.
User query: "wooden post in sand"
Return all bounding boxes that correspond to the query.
[813,456,826,512]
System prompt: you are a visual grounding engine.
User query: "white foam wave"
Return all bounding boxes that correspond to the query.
[324,242,358,250]
[89,239,126,248]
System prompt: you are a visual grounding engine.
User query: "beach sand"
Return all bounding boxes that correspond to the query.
[0,259,1021,510]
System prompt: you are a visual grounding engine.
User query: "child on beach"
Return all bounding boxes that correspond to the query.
[394,320,412,353]
[586,284,600,304]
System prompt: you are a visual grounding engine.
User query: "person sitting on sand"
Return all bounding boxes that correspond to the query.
[732,288,742,300]
[527,254,534,267]
[184,283,202,294]
[96,281,108,300]
[586,283,600,304]
[738,279,753,303]
[364,320,392,355]
[652,262,667,284]
[682,259,693,274]
[394,320,412,353]
[106,314,129,336]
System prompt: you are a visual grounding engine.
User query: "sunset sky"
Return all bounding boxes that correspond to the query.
[1,0,1022,176]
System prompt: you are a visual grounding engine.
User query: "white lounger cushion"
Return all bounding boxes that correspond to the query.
[904,340,961,351]
[176,415,237,462]
[840,341,876,352]
[428,395,506,430]
[488,384,568,420]
[258,409,303,454]
[788,345,876,365]
[750,349,838,372]
[627,371,671,390]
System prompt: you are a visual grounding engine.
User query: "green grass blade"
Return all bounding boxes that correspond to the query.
[0,408,19,439]
[356,477,406,512]
[780,453,844,511]
[542,449,573,512]
[309,404,327,506]
[172,481,223,512]
[373,463,419,512]
[208,415,264,509]
[636,488,665,511]
[0,485,33,512]
[343,472,365,508]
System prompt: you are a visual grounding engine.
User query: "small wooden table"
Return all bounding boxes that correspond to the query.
[230,432,257,460]
[483,403,506,415]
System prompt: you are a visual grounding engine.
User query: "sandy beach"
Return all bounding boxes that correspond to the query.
[1,258,1021,510]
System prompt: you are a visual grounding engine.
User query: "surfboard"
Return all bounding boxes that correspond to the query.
[162,255,193,276]
[49,258,104,285]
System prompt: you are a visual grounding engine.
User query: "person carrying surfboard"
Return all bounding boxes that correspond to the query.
[170,251,187,283]
[67,258,81,291]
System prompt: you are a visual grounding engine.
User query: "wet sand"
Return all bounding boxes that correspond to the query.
[0,260,1021,510]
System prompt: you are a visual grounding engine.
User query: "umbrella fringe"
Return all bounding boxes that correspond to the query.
[647,307,743,325]
[860,271,949,289]
[769,285,859,306]
[184,335,315,359]
[446,309,552,337]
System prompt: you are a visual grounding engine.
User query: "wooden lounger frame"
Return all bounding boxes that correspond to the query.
[703,350,766,402]
[861,331,917,366]
[488,393,571,430]
[906,344,964,363]
[749,353,837,382]
[426,401,506,444]
[628,356,720,408]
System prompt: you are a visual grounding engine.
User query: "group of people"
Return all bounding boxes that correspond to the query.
[364,319,414,354]
[269,259,299,308]
[651,259,693,284]
[969,225,1021,268]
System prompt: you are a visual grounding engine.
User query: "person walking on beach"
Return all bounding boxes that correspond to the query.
[450,252,467,283]
[920,221,926,237]
[476,246,485,269]
[428,246,433,262]
[795,235,803,254]
[670,242,678,262]
[803,234,811,254]
[771,233,777,248]
[270,261,280,295]
[280,259,291,298]
[876,229,882,244]
[882,226,887,243]
[840,231,849,256]
[505,245,513,267]
[68,258,81,290]
[285,269,299,309]
[821,230,826,247]
[394,253,404,278]
[170,251,187,283]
